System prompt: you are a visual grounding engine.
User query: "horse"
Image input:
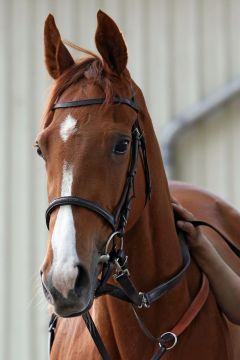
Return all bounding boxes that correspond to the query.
[37,10,240,360]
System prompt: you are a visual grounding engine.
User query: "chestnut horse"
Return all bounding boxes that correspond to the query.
[37,11,240,360]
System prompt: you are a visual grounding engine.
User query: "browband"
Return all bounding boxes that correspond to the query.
[52,96,139,113]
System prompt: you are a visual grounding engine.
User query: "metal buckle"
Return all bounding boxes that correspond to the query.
[138,292,150,309]
[159,332,178,350]
[105,231,123,254]
[113,257,130,278]
[99,231,123,264]
[132,127,142,140]
[98,254,110,263]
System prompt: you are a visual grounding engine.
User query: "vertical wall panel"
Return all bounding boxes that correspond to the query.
[0,0,11,358]
[147,0,174,129]
[229,0,240,77]
[172,0,200,114]
[1,1,240,359]
[173,0,240,210]
[201,0,229,94]
[230,98,240,207]
[9,0,32,358]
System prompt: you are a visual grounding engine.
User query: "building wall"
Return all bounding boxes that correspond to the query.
[1,1,240,359]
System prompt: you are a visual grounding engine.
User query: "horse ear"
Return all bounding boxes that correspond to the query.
[44,14,74,79]
[95,10,128,75]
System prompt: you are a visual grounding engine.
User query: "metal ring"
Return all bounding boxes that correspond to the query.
[104,231,123,255]
[159,332,178,350]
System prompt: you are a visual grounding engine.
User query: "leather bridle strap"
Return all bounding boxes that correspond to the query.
[82,273,209,360]
[82,312,111,360]
[48,313,57,357]
[46,196,116,230]
[45,120,146,233]
[52,96,139,112]
[149,274,209,359]
[108,232,191,307]
[190,220,240,257]
[46,95,152,234]
[144,232,190,305]
[132,274,209,360]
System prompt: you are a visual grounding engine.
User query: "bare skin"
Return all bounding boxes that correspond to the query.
[172,202,240,325]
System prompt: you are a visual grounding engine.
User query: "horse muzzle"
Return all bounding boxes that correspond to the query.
[40,264,95,317]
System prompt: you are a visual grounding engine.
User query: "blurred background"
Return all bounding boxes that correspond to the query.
[1,0,240,359]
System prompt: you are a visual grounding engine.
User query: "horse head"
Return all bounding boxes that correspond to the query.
[38,11,149,317]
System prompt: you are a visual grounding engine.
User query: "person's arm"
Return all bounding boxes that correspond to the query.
[172,202,240,325]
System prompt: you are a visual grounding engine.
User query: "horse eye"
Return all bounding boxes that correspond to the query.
[34,143,44,158]
[113,139,130,155]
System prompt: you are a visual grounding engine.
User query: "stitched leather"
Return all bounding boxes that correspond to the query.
[52,96,139,112]
[172,274,209,336]
[46,196,116,230]
[115,271,143,307]
[145,232,191,305]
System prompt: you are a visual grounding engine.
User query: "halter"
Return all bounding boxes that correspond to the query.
[45,94,240,359]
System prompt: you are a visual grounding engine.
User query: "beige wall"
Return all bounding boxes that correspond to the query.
[1,1,240,359]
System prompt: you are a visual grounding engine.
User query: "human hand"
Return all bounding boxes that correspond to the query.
[172,201,207,249]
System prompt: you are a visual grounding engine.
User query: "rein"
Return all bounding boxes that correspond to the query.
[45,95,240,360]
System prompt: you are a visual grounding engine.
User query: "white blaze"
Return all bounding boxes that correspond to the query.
[60,114,77,142]
[51,161,79,298]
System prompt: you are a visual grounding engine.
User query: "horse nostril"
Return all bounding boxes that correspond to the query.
[74,265,89,296]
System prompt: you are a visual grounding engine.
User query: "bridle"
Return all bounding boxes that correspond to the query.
[45,94,240,360]
[45,94,206,359]
[46,96,151,236]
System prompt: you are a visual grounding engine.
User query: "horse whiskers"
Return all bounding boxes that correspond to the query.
[27,293,47,311]
[63,39,99,59]
[27,278,47,310]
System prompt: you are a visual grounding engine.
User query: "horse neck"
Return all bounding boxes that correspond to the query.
[122,111,192,332]
[126,107,181,272]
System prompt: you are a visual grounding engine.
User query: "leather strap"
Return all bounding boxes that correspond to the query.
[48,314,58,359]
[190,220,240,257]
[171,274,209,336]
[46,196,116,230]
[114,123,142,232]
[132,274,209,360]
[45,119,151,236]
[96,232,191,308]
[82,312,111,360]
[144,233,191,305]
[114,271,143,307]
[52,96,139,112]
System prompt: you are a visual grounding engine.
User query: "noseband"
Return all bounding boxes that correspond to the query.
[45,96,151,235]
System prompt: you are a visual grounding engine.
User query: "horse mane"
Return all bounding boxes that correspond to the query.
[42,52,124,128]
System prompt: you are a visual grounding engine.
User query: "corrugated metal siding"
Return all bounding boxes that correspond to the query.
[175,97,240,208]
[1,1,240,359]
[172,0,240,209]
